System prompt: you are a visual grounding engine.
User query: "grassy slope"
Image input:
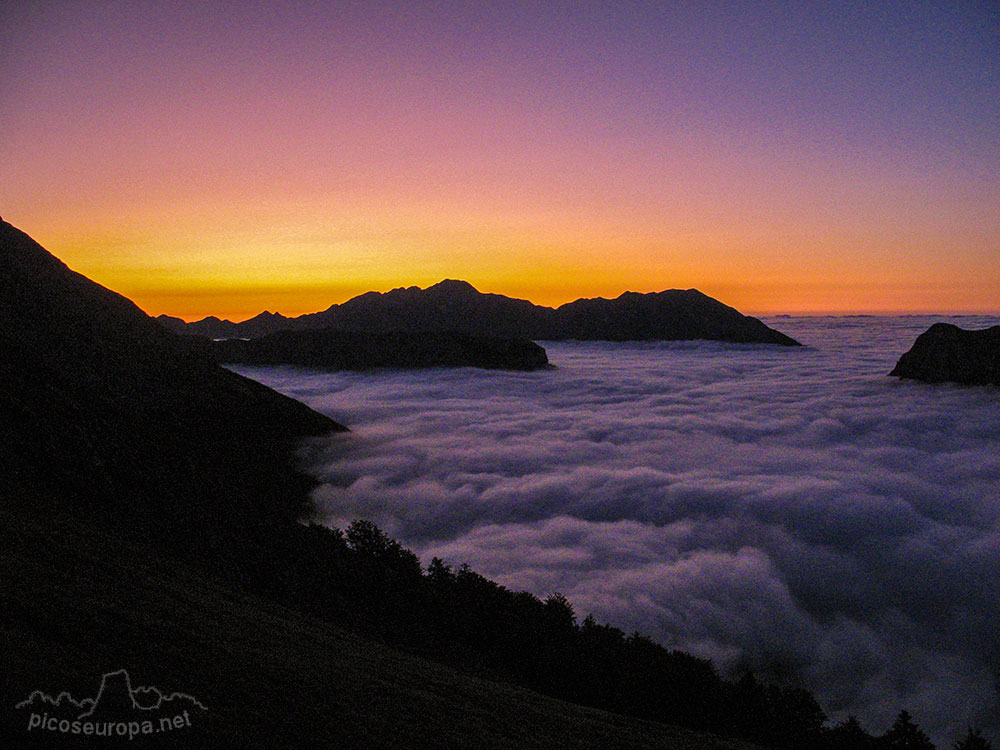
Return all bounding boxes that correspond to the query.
[1,509,761,750]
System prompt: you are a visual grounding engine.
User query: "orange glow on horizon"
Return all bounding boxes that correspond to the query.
[133,283,1000,323]
[4,4,998,323]
[7,195,998,322]
[16,212,996,322]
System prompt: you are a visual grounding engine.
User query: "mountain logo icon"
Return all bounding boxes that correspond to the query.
[16,669,207,739]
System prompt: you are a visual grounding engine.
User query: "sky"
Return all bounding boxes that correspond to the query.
[2,1,999,319]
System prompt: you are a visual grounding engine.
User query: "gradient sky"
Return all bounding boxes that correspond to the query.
[2,1,998,320]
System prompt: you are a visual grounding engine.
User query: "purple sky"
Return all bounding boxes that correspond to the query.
[2,1,998,317]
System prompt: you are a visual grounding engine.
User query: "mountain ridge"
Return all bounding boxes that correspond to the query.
[209,329,551,371]
[158,280,801,346]
[0,218,956,748]
[0,218,345,537]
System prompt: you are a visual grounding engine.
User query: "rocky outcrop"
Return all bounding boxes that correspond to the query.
[164,279,801,346]
[890,323,1000,386]
[209,329,550,371]
[0,219,345,533]
[545,289,798,344]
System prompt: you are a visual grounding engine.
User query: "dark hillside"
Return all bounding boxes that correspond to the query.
[208,328,550,371]
[0,508,763,750]
[0,220,958,749]
[0,218,344,541]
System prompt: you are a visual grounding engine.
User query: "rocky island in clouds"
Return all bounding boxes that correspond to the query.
[891,323,1000,387]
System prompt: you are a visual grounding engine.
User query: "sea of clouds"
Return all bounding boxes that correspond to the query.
[232,315,1000,745]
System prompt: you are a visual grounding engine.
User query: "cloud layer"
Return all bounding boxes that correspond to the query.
[233,315,1000,746]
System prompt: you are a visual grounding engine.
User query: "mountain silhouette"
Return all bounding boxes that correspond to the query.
[0,218,345,538]
[80,670,137,719]
[160,310,295,339]
[208,329,551,371]
[79,669,207,720]
[16,669,207,724]
[159,279,801,345]
[891,323,1000,386]
[15,689,93,719]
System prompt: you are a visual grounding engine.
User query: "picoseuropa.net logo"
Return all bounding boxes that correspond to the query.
[15,669,207,741]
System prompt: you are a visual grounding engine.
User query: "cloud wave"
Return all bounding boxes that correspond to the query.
[232,315,1000,746]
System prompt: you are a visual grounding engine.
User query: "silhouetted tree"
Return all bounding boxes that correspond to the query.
[727,672,772,742]
[205,516,932,750]
[767,685,826,747]
[543,593,576,629]
[426,556,454,585]
[953,728,994,750]
[346,519,421,577]
[881,710,935,750]
[827,715,876,750]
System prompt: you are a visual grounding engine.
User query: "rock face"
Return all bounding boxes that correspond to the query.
[164,279,801,346]
[210,329,550,371]
[0,219,345,534]
[890,323,1000,386]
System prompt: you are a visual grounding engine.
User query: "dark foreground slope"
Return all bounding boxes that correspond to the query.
[0,221,768,749]
[1,221,947,749]
[0,218,344,537]
[891,323,1000,386]
[209,329,550,371]
[161,279,800,346]
[0,509,760,750]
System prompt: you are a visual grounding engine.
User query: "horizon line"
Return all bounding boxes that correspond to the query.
[147,280,1000,323]
[137,278,1000,323]
[158,305,1000,326]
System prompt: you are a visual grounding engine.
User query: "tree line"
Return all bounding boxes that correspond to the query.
[228,518,993,750]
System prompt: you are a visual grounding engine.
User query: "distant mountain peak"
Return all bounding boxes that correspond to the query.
[427,279,480,295]
[247,310,286,321]
[157,273,799,346]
